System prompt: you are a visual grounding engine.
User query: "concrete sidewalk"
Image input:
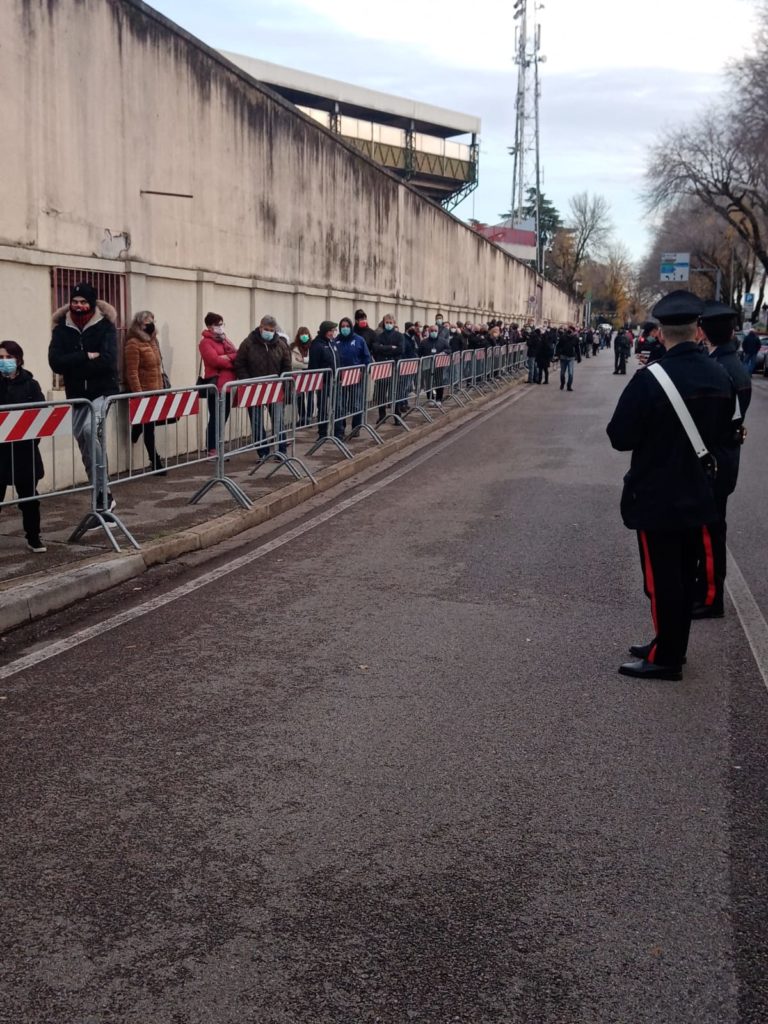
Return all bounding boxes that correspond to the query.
[0,379,524,633]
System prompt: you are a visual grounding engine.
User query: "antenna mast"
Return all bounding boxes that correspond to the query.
[510,0,545,271]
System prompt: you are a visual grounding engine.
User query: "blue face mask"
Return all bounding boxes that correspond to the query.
[340,327,352,337]
[261,330,275,342]
[384,323,394,331]
[0,358,17,375]
[429,331,438,339]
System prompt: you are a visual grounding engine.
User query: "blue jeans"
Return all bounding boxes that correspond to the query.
[743,354,757,375]
[527,356,540,383]
[250,404,287,457]
[559,357,575,388]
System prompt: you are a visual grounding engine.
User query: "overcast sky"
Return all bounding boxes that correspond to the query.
[151,0,756,262]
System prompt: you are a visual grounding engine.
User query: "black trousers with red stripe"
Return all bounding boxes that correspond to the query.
[695,493,728,612]
[637,528,699,667]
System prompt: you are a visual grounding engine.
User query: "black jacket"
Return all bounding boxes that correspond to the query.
[709,338,752,497]
[607,343,735,530]
[742,331,761,357]
[555,334,581,361]
[0,369,45,489]
[372,329,404,362]
[48,301,120,401]
[418,335,450,358]
[307,336,338,374]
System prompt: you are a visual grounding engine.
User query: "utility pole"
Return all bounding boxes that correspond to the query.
[509,0,545,271]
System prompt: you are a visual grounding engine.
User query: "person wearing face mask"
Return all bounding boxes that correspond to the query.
[334,316,373,439]
[49,281,119,511]
[373,314,404,424]
[234,315,293,459]
[434,312,451,347]
[354,309,377,354]
[124,311,167,474]
[419,324,450,406]
[0,341,47,553]
[199,312,238,456]
[308,320,339,440]
[290,326,313,427]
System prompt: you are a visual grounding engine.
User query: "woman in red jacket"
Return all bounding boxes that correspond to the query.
[199,312,238,455]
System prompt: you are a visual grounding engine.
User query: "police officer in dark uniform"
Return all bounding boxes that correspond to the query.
[606,290,735,680]
[691,301,751,618]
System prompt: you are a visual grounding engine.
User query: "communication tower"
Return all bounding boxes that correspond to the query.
[509,0,545,271]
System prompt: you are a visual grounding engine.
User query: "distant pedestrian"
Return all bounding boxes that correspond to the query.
[555,327,581,391]
[419,324,450,405]
[48,281,119,511]
[198,312,238,456]
[124,311,167,475]
[741,328,761,374]
[334,316,372,439]
[0,341,47,553]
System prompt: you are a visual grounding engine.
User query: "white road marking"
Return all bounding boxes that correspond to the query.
[0,388,531,682]
[725,548,768,690]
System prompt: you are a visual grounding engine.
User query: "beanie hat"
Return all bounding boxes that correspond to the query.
[354,309,367,320]
[70,281,98,309]
[319,320,337,335]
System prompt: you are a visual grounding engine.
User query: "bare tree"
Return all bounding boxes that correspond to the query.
[548,192,612,291]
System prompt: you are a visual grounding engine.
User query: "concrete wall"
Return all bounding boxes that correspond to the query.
[0,0,578,393]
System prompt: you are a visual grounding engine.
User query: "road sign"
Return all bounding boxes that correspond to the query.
[744,292,755,315]
[660,252,690,283]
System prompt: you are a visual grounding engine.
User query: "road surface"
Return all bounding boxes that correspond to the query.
[2,354,768,1023]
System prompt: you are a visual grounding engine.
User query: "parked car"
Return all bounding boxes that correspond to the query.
[735,330,768,373]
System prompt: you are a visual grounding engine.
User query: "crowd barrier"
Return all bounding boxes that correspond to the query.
[1,345,527,549]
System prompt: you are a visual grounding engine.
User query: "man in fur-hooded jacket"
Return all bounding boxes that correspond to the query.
[49,281,119,506]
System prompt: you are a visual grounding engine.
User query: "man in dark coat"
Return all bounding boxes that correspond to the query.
[555,327,581,391]
[234,314,292,458]
[607,290,735,680]
[692,301,752,618]
[741,327,761,374]
[48,280,119,509]
[353,309,377,354]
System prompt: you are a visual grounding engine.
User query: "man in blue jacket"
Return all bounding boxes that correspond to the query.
[334,317,372,439]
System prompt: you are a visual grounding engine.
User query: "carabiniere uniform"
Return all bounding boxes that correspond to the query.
[606,290,736,681]
[693,301,751,618]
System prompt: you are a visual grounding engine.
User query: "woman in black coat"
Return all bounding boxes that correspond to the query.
[0,341,47,552]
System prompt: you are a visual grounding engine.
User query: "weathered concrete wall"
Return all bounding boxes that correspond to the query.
[0,0,577,391]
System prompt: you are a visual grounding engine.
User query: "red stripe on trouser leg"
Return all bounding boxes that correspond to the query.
[701,526,716,607]
[639,531,658,635]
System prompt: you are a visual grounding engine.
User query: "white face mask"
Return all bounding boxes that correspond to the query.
[212,325,225,337]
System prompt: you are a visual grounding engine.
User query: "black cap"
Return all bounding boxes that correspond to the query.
[70,281,97,309]
[642,319,659,333]
[700,300,737,320]
[651,289,705,326]
[318,320,337,335]
[354,309,366,320]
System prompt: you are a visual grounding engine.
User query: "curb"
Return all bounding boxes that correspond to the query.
[0,380,523,634]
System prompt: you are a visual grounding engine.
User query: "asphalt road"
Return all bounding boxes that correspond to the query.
[2,353,768,1024]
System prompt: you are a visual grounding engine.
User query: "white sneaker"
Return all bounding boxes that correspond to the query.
[27,537,47,553]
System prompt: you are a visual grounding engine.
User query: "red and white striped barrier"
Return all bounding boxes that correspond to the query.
[234,380,285,408]
[339,367,363,386]
[0,405,71,443]
[434,354,451,369]
[397,359,420,375]
[129,391,199,425]
[369,362,393,381]
[292,371,324,393]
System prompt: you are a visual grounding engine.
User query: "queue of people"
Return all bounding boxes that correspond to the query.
[3,283,553,551]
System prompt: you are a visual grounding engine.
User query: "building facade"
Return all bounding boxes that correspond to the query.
[0,0,578,398]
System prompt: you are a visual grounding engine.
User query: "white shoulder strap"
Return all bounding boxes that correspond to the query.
[647,363,709,459]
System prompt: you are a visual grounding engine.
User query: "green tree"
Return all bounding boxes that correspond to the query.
[500,188,563,269]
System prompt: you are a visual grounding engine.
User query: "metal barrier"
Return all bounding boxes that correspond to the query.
[451,351,470,405]
[429,352,459,411]
[194,376,313,509]
[0,397,102,545]
[75,385,218,548]
[366,360,397,430]
[395,358,432,427]
[337,366,383,447]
